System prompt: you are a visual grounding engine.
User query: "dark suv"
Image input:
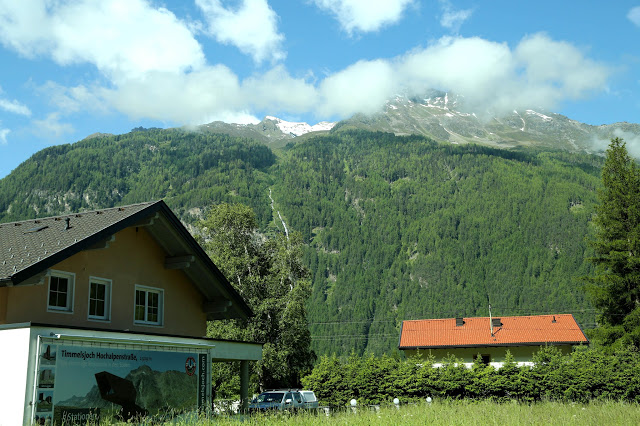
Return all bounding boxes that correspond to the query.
[248,390,306,412]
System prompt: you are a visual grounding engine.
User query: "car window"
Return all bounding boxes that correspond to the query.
[302,391,316,402]
[293,392,302,403]
[257,392,284,403]
[284,392,292,401]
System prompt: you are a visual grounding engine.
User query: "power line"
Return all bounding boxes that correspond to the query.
[311,334,398,340]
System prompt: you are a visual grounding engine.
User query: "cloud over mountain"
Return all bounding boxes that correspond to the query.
[0,0,205,81]
[0,1,612,126]
[196,0,285,64]
[311,0,415,34]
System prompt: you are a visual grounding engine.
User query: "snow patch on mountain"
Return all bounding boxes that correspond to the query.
[265,116,335,137]
[526,110,553,121]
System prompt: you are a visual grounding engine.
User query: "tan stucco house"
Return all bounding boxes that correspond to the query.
[399,314,588,368]
[0,201,262,424]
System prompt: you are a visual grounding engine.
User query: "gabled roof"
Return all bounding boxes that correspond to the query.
[399,314,588,349]
[0,200,252,320]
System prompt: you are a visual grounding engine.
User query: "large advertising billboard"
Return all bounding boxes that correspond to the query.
[34,341,208,425]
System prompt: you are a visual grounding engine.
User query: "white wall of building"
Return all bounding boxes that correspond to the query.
[0,325,32,426]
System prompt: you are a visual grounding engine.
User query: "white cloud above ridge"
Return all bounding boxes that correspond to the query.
[311,0,415,34]
[32,112,74,138]
[0,85,31,116]
[0,98,31,116]
[438,0,473,33]
[0,128,9,145]
[83,33,610,126]
[0,1,612,127]
[0,0,205,82]
[590,129,640,159]
[196,0,285,64]
[628,6,640,27]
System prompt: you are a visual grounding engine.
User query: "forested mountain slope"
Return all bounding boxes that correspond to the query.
[269,131,602,354]
[0,129,276,226]
[0,128,603,355]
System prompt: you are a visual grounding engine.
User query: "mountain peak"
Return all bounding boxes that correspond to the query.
[336,93,640,154]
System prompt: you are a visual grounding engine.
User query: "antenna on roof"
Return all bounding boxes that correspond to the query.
[489,304,494,336]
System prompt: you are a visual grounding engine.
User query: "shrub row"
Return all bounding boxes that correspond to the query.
[301,346,640,407]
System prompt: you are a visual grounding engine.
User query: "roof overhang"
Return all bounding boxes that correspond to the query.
[138,204,253,320]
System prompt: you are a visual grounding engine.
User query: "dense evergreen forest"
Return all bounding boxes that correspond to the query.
[0,129,276,226]
[0,128,604,355]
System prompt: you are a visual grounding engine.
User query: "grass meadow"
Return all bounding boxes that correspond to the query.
[182,400,640,425]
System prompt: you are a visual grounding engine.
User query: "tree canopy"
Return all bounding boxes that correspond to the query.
[198,203,315,390]
[587,138,640,348]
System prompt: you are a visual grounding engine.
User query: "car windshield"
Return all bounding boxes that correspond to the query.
[256,392,285,403]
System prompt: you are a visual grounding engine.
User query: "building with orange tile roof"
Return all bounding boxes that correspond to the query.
[399,314,588,368]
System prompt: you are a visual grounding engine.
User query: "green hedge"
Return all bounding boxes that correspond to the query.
[301,346,640,407]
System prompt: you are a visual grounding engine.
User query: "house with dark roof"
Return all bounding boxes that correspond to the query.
[0,201,262,424]
[398,314,588,368]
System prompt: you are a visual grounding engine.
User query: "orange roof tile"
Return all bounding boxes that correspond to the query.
[399,314,588,349]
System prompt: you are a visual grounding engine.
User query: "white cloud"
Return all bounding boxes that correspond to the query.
[628,6,640,27]
[438,0,473,33]
[32,113,74,138]
[98,65,320,124]
[0,98,31,116]
[312,0,415,34]
[0,128,9,145]
[318,59,396,116]
[1,1,608,130]
[242,65,317,113]
[397,34,610,117]
[613,129,640,158]
[64,33,609,125]
[589,130,640,159]
[38,81,107,114]
[100,65,247,124]
[196,0,285,64]
[0,85,31,116]
[0,0,205,82]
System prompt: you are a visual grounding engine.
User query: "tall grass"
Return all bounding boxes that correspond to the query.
[179,400,640,426]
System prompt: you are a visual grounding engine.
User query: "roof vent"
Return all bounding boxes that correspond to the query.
[64,217,72,230]
[491,318,502,327]
[24,225,48,234]
[552,316,557,323]
[455,317,464,326]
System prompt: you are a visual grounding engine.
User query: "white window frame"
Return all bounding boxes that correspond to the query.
[87,276,112,321]
[133,285,164,326]
[46,270,75,314]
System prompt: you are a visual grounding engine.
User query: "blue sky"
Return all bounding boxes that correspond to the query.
[1,1,639,178]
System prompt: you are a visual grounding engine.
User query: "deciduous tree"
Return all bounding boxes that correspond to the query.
[199,203,315,391]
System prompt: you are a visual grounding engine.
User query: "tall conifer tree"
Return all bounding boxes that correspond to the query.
[588,138,640,346]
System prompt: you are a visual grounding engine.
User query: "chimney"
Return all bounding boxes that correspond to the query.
[455,317,464,326]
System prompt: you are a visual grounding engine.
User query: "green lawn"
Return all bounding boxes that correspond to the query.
[190,400,640,425]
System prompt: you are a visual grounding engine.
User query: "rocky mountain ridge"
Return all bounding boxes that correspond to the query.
[335,92,640,153]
